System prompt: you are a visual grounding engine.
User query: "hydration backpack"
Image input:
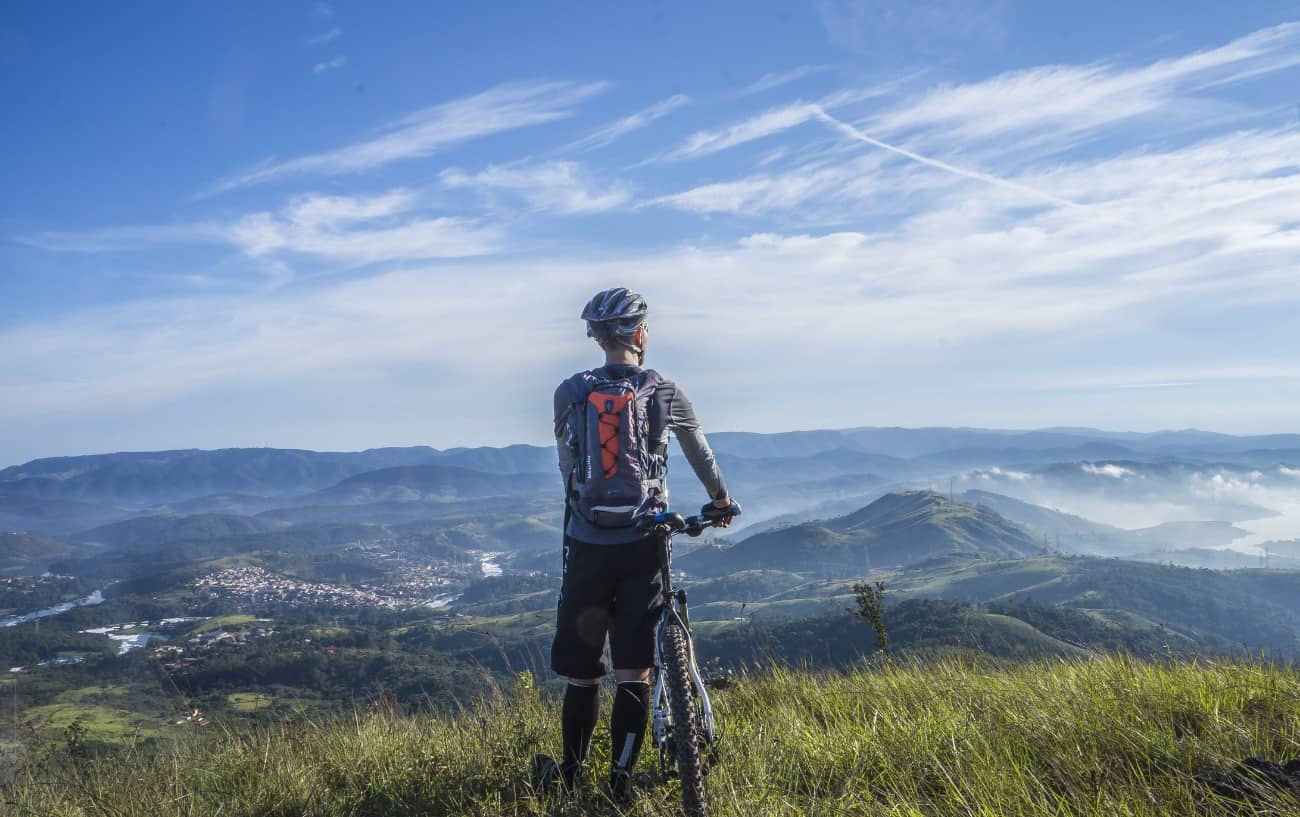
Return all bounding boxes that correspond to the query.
[562,369,667,528]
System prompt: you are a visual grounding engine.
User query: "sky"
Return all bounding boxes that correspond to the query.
[2,1,1300,466]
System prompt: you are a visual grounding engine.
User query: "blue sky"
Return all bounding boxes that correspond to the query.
[3,1,1300,465]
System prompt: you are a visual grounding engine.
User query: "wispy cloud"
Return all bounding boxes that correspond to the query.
[652,23,1300,176]
[440,160,631,214]
[22,189,504,265]
[649,83,901,164]
[648,123,1300,352]
[657,103,821,162]
[737,65,830,97]
[871,22,1300,152]
[568,94,692,151]
[306,27,342,45]
[312,55,347,74]
[239,190,502,262]
[648,154,887,217]
[653,22,1300,217]
[208,80,611,194]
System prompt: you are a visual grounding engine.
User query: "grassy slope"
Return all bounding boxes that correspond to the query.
[11,656,1300,817]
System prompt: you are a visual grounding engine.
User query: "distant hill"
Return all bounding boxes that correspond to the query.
[885,554,1300,653]
[1128,547,1300,571]
[256,495,556,527]
[0,493,130,535]
[0,447,444,506]
[687,448,904,483]
[683,569,805,606]
[705,430,873,459]
[154,493,285,515]
[8,427,1300,531]
[911,443,1139,471]
[0,531,100,575]
[431,445,553,474]
[1124,520,1251,548]
[291,465,553,506]
[73,513,291,549]
[0,445,556,511]
[681,490,1040,577]
[7,429,1300,550]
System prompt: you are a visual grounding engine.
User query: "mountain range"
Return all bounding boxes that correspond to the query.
[6,425,1300,576]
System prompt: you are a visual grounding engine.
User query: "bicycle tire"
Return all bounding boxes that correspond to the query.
[662,617,708,817]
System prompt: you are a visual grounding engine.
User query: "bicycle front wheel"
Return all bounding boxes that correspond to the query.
[662,617,708,817]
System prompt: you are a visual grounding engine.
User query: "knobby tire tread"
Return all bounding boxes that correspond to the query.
[662,618,707,817]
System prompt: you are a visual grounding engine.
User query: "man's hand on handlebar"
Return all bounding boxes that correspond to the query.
[701,498,742,528]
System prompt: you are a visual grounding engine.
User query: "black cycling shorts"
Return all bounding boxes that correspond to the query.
[550,535,664,679]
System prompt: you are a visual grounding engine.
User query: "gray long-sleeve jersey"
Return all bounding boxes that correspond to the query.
[554,364,728,545]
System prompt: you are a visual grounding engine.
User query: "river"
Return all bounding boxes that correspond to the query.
[0,589,105,628]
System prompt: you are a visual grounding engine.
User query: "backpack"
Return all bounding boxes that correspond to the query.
[562,369,667,528]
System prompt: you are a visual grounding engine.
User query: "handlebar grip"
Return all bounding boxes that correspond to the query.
[700,500,742,521]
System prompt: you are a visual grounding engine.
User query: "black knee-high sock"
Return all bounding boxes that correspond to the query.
[610,681,650,776]
[561,682,600,785]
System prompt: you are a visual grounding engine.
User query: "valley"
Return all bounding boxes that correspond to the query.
[4,425,1300,770]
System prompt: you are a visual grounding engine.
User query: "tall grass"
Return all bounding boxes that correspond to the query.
[10,655,1300,816]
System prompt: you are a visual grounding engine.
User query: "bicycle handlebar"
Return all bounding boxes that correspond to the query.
[637,502,742,538]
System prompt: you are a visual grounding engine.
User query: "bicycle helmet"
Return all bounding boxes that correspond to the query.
[582,288,648,359]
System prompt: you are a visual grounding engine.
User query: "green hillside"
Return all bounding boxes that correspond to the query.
[0,531,99,575]
[74,513,291,548]
[10,657,1300,816]
[682,490,1040,577]
[886,555,1300,653]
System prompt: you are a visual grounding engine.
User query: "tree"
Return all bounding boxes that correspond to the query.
[848,580,889,653]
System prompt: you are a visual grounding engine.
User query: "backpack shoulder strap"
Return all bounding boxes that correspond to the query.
[559,370,597,405]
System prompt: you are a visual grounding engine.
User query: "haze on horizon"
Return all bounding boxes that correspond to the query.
[3,2,1300,466]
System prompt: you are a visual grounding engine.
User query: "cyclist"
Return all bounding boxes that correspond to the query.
[534,287,737,801]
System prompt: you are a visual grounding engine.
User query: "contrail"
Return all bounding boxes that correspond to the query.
[810,105,1082,209]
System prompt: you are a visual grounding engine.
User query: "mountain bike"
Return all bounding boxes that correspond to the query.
[637,502,741,817]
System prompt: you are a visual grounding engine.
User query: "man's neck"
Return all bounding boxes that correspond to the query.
[603,351,640,367]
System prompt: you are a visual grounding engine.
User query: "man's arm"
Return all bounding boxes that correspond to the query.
[554,384,577,491]
[665,383,728,503]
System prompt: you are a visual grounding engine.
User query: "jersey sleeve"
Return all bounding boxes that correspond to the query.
[554,383,577,491]
[664,382,729,502]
